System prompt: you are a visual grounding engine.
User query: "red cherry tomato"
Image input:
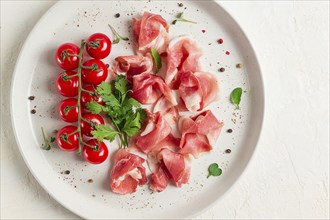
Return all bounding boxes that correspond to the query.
[81,86,105,108]
[58,98,79,122]
[81,59,108,85]
[56,125,79,151]
[56,71,78,97]
[80,113,105,137]
[82,139,108,164]
[55,43,80,70]
[86,33,112,59]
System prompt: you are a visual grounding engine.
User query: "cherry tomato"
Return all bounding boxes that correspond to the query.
[81,86,105,108]
[55,43,80,70]
[58,98,79,122]
[56,71,78,97]
[82,139,108,164]
[81,59,108,85]
[56,125,79,151]
[80,113,105,137]
[86,33,112,59]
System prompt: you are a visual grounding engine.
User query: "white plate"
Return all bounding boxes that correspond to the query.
[11,1,264,219]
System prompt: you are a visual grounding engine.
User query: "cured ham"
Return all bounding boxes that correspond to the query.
[178,71,219,112]
[107,11,224,194]
[132,12,169,54]
[110,149,147,195]
[153,96,179,124]
[114,54,153,82]
[179,110,223,158]
[130,72,177,107]
[150,148,191,192]
[165,36,202,89]
[135,111,171,154]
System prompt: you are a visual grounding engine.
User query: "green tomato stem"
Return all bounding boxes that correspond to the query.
[76,40,87,154]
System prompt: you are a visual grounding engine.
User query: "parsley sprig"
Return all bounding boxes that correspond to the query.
[86,75,146,148]
[108,24,129,44]
[172,12,197,25]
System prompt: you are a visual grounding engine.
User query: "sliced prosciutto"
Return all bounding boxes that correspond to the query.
[132,12,169,54]
[179,110,223,158]
[135,111,171,154]
[178,71,219,112]
[114,54,153,82]
[130,72,177,107]
[153,96,179,124]
[150,148,191,192]
[110,149,147,195]
[165,36,202,89]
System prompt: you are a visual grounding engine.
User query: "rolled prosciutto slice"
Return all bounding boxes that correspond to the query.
[150,148,191,192]
[110,149,147,195]
[135,111,171,154]
[132,12,169,54]
[130,72,177,107]
[165,36,202,89]
[178,71,219,112]
[114,54,153,82]
[178,110,223,158]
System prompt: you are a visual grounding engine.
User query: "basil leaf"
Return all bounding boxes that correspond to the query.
[151,48,162,73]
[230,87,243,109]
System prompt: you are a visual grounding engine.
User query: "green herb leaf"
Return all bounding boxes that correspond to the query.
[108,24,129,44]
[90,75,146,149]
[230,87,243,109]
[50,137,56,143]
[86,101,107,114]
[91,124,118,142]
[114,76,128,95]
[41,127,52,150]
[122,112,142,137]
[172,12,197,25]
[151,48,162,73]
[97,81,112,95]
[207,163,222,178]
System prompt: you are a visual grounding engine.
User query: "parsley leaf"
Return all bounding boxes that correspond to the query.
[108,24,129,44]
[230,87,243,109]
[207,163,222,178]
[151,48,162,73]
[91,124,118,142]
[122,112,142,137]
[89,75,146,148]
[172,12,197,25]
[86,101,107,114]
[96,81,112,95]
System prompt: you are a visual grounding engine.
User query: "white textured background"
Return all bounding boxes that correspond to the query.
[1,1,329,219]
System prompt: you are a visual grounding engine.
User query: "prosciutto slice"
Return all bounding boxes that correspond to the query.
[130,72,177,107]
[132,12,169,54]
[114,54,153,82]
[179,110,223,158]
[165,36,202,89]
[110,149,147,195]
[150,148,191,192]
[178,71,219,112]
[135,111,171,154]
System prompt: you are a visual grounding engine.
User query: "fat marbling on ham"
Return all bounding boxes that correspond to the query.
[135,111,171,154]
[146,134,192,192]
[178,71,220,112]
[130,72,177,107]
[165,36,202,89]
[114,54,153,82]
[110,149,147,195]
[132,12,169,55]
[178,110,223,158]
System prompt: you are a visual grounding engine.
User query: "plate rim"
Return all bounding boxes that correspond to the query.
[10,1,265,219]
